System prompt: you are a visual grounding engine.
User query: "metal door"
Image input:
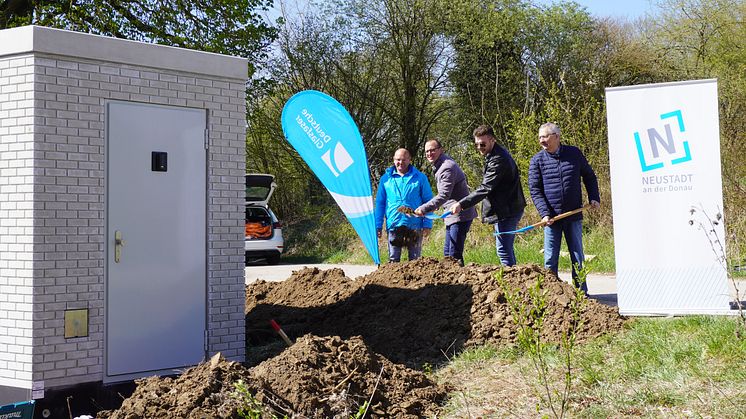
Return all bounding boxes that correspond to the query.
[106,101,206,380]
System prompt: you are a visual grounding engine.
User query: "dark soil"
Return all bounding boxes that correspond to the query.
[98,337,447,418]
[249,334,448,418]
[97,353,250,419]
[101,258,624,418]
[246,258,624,367]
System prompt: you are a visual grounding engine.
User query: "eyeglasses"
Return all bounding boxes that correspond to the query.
[539,133,557,140]
[425,147,440,154]
[474,142,488,149]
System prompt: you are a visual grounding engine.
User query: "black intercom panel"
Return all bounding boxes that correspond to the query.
[151,151,167,172]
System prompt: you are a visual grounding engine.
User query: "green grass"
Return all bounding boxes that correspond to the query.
[575,317,746,417]
[283,210,740,276]
[436,316,746,418]
[445,343,518,365]
[363,218,617,272]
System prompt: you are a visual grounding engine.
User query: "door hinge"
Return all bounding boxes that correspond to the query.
[204,330,209,351]
[204,129,209,150]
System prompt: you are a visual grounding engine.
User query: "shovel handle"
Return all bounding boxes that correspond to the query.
[544,204,593,225]
[269,319,293,346]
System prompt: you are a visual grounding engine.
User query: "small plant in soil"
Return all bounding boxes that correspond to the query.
[233,379,281,419]
[350,401,369,419]
[496,266,588,419]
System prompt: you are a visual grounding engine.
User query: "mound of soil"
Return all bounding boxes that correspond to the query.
[97,354,250,419]
[98,336,447,418]
[246,258,624,367]
[251,334,448,418]
[104,259,623,418]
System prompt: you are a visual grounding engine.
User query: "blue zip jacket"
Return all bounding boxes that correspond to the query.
[375,165,434,231]
[528,144,599,222]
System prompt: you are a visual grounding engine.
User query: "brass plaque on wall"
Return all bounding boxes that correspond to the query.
[64,309,88,338]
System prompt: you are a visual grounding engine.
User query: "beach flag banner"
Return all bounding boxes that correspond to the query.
[281,90,380,264]
[606,79,731,315]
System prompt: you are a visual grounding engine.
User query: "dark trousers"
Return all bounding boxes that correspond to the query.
[444,220,472,265]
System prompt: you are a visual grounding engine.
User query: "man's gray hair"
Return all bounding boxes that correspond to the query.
[539,122,561,136]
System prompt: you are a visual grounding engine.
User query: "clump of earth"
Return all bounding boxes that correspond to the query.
[97,353,250,419]
[246,258,625,368]
[98,335,447,418]
[101,259,624,417]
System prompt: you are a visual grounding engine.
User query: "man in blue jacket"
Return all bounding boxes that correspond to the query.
[375,148,434,262]
[528,122,600,292]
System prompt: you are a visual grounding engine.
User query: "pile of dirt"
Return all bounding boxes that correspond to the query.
[246,258,624,367]
[103,259,623,418]
[98,336,447,418]
[251,334,448,418]
[97,354,250,419]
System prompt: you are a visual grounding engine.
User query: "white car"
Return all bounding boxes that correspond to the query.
[245,174,284,264]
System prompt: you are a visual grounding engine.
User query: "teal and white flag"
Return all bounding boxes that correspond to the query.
[281,90,380,264]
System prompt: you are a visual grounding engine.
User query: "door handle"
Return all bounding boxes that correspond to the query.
[114,230,126,263]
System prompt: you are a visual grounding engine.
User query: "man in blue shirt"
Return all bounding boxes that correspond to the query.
[375,148,434,262]
[528,122,600,292]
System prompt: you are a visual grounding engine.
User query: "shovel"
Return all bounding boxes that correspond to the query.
[397,206,451,220]
[420,211,451,220]
[495,204,592,235]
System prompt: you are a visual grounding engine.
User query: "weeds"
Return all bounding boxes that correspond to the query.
[421,362,433,375]
[350,401,369,419]
[689,204,746,335]
[496,267,587,418]
[233,380,278,419]
[436,316,746,417]
[558,264,588,414]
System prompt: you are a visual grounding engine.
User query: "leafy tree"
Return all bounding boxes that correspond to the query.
[249,0,453,186]
[0,0,279,75]
[644,0,746,258]
[437,0,528,143]
[242,0,746,261]
[336,0,453,167]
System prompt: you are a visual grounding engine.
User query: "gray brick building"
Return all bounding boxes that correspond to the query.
[0,25,247,403]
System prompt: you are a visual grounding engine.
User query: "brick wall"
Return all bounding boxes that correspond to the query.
[0,52,245,390]
[0,54,35,390]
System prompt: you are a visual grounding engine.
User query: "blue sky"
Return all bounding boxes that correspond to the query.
[267,0,658,23]
[534,0,656,20]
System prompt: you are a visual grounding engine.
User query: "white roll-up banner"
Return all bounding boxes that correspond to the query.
[606,79,731,315]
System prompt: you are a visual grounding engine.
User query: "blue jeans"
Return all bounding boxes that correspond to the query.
[388,229,424,262]
[544,219,587,292]
[444,220,472,265]
[493,210,523,266]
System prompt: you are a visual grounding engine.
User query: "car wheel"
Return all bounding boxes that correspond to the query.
[267,255,281,265]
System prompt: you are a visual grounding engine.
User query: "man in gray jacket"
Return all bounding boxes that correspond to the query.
[415,139,478,265]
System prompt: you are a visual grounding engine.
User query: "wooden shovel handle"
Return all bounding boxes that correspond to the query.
[542,203,593,225]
